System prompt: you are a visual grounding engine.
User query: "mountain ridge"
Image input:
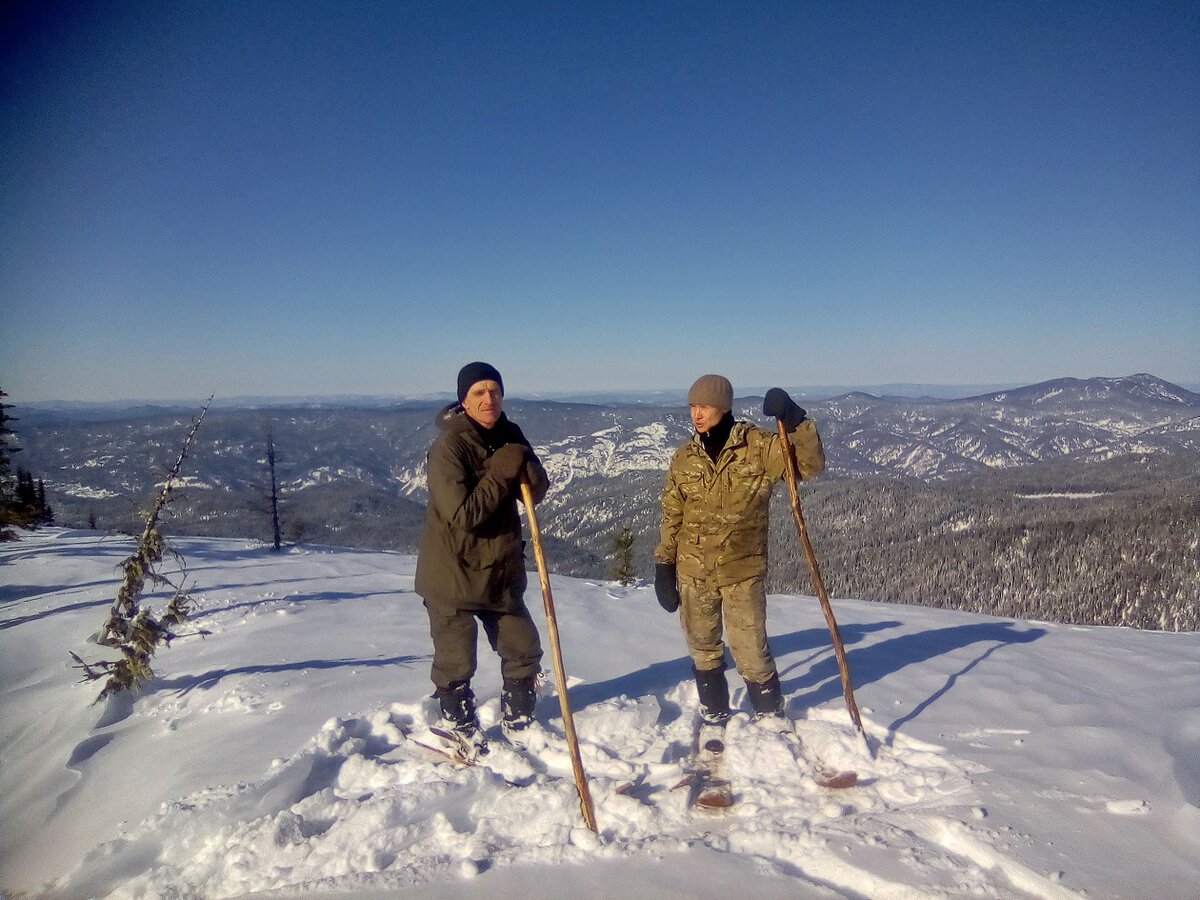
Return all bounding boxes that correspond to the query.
[11,374,1198,631]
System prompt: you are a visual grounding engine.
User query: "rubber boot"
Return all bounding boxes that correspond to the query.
[694,665,731,727]
[435,681,479,735]
[501,675,537,735]
[745,673,785,720]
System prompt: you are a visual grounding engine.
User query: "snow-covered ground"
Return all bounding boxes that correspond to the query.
[2,529,1197,899]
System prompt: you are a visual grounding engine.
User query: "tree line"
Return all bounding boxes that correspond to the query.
[759,454,1199,632]
[1,389,54,538]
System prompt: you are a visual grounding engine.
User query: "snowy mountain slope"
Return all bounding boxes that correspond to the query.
[2,530,1198,898]
[16,375,1200,505]
[976,373,1200,410]
[813,374,1200,478]
[11,375,1199,628]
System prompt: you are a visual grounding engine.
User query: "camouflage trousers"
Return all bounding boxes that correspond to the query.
[678,573,777,683]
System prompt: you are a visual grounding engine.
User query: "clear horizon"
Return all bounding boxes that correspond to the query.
[10,371,1199,409]
[2,2,1197,404]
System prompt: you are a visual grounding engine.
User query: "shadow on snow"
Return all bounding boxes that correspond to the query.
[566,618,1046,741]
[152,654,428,698]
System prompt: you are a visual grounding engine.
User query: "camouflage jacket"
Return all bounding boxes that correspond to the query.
[654,418,824,586]
[415,404,548,611]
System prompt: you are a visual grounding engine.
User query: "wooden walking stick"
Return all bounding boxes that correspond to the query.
[776,420,866,737]
[519,480,599,833]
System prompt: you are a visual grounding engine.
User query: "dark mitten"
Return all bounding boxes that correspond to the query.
[654,563,681,613]
[763,387,807,431]
[489,443,528,482]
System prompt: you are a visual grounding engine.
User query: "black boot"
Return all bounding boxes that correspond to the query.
[745,673,785,719]
[694,665,730,726]
[435,681,479,735]
[501,675,537,734]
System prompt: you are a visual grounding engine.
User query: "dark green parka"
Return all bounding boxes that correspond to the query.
[414,404,549,612]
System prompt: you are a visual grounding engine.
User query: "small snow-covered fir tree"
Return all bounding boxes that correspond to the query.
[610,525,636,586]
[72,398,213,701]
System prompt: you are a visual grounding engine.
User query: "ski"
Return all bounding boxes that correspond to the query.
[406,724,488,767]
[407,722,639,797]
[815,769,858,789]
[429,724,488,758]
[406,724,557,789]
[410,733,476,766]
[674,725,734,810]
[788,720,858,789]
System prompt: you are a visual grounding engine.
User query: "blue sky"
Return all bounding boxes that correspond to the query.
[2,1,1197,403]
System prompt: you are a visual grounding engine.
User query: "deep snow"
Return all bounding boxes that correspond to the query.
[2,529,1198,898]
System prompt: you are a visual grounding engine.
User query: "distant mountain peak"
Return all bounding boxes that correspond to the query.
[977,374,1200,408]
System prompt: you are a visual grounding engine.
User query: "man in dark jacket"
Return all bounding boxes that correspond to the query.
[414,362,548,745]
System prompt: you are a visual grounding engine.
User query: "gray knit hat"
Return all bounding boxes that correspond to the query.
[687,374,733,411]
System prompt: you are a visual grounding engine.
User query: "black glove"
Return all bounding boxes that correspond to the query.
[763,388,806,431]
[489,443,528,482]
[654,563,681,613]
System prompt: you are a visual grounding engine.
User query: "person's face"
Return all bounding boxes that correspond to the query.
[463,380,503,428]
[690,404,724,434]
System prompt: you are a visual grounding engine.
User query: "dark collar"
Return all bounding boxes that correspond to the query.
[697,411,736,462]
[468,412,512,453]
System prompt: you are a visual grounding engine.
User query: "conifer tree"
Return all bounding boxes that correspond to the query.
[15,468,35,513]
[8,467,44,529]
[0,388,20,539]
[1,392,54,533]
[72,398,213,701]
[36,478,53,525]
[249,424,285,550]
[610,525,636,586]
[267,426,282,551]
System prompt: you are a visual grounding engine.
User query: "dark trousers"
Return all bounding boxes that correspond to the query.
[425,600,542,689]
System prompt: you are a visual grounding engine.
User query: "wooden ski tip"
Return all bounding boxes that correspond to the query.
[696,791,733,808]
[410,737,475,767]
[816,770,858,789]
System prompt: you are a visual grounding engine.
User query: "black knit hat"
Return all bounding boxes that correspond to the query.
[457,362,504,402]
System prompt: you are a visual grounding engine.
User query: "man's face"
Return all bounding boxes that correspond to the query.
[463,380,503,428]
[690,404,725,434]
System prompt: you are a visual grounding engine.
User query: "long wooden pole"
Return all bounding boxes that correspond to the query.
[519,481,599,833]
[776,420,865,737]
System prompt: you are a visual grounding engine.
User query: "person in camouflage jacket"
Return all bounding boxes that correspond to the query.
[415,362,548,742]
[654,374,825,727]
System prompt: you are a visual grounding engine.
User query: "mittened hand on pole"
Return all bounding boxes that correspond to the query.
[489,443,529,482]
[654,563,681,613]
[763,387,807,431]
